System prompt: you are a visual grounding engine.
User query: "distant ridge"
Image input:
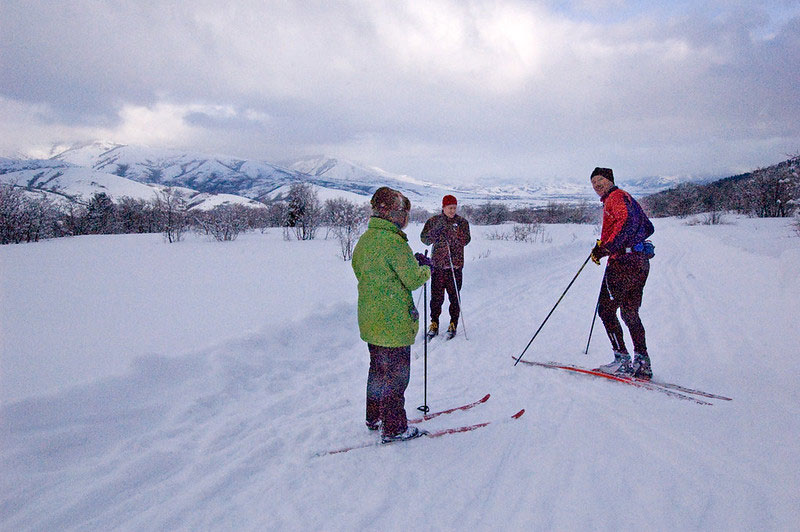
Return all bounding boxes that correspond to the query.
[2,141,712,209]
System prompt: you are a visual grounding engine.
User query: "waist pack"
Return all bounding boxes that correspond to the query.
[627,240,655,259]
[640,240,655,259]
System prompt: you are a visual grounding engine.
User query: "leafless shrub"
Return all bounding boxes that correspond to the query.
[154,188,189,243]
[325,198,369,260]
[285,183,321,240]
[195,204,251,241]
[409,206,431,223]
[485,223,550,243]
[0,184,64,244]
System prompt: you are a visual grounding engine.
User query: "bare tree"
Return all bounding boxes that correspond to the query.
[0,185,65,244]
[265,201,288,230]
[196,204,251,241]
[61,201,89,236]
[285,183,321,240]
[117,196,159,234]
[86,192,116,234]
[464,202,510,225]
[154,188,188,243]
[325,198,369,260]
[409,206,431,223]
[19,194,62,242]
[744,158,799,218]
[0,183,25,244]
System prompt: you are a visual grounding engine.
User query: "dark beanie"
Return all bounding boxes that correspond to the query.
[442,195,457,207]
[371,186,410,217]
[590,167,614,183]
[371,186,398,213]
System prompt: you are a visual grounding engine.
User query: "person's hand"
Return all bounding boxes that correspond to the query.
[415,252,433,267]
[428,228,444,243]
[591,240,607,265]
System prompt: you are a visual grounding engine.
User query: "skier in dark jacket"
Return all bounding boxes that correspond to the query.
[589,167,655,379]
[420,195,471,340]
[352,187,432,443]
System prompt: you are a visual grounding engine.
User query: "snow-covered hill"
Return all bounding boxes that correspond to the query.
[51,142,299,201]
[50,143,488,208]
[1,216,798,529]
[286,155,606,206]
[0,156,266,211]
[48,142,688,209]
[6,141,719,212]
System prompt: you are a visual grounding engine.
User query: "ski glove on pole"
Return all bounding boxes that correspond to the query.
[591,239,608,265]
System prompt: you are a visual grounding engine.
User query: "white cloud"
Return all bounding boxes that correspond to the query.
[1,0,799,181]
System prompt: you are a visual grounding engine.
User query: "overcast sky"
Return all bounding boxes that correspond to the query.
[1,0,799,184]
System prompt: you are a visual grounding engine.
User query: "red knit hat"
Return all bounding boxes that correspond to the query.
[442,195,458,207]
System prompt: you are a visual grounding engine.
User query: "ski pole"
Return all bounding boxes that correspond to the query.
[514,253,592,366]
[418,250,430,413]
[414,279,425,310]
[446,241,468,340]
[584,273,605,354]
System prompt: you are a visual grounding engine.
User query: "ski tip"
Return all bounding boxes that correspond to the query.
[480,393,491,402]
[512,409,525,419]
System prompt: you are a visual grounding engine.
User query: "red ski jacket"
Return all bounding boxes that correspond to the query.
[600,187,654,259]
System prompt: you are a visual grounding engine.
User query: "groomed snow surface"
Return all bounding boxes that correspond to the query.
[2,216,799,530]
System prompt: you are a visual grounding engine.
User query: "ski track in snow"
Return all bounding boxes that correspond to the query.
[1,218,799,530]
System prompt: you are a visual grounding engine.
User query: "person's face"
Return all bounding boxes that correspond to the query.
[591,175,613,197]
[443,204,457,218]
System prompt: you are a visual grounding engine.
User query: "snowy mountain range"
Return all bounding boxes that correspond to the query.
[2,141,701,210]
[0,155,266,211]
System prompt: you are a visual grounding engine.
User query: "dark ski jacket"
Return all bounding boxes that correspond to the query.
[600,187,654,260]
[420,212,471,269]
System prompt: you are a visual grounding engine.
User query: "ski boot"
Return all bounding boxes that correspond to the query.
[426,322,439,340]
[381,426,427,444]
[632,352,652,380]
[445,321,457,340]
[597,352,633,375]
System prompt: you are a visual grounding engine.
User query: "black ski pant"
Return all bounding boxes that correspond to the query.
[430,266,462,327]
[598,254,650,356]
[366,344,410,437]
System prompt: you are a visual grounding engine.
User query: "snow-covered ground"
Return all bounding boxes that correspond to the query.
[1,215,799,530]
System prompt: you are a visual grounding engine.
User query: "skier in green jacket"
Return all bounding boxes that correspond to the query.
[352,187,432,443]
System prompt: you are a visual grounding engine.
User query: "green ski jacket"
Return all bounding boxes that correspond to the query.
[352,216,431,347]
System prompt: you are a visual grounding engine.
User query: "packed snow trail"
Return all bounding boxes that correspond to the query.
[1,217,799,530]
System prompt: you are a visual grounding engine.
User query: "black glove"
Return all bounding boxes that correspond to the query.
[415,252,433,267]
[591,240,607,265]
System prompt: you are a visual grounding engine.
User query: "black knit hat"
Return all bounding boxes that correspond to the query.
[590,167,614,183]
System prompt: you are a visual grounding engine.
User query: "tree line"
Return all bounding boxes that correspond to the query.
[4,154,798,248]
[641,155,800,219]
[0,183,371,253]
[0,180,601,248]
[0,185,276,245]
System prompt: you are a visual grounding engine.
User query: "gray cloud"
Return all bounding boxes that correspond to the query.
[1,0,799,182]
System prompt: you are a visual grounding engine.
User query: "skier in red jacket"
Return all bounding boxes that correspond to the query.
[590,167,655,379]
